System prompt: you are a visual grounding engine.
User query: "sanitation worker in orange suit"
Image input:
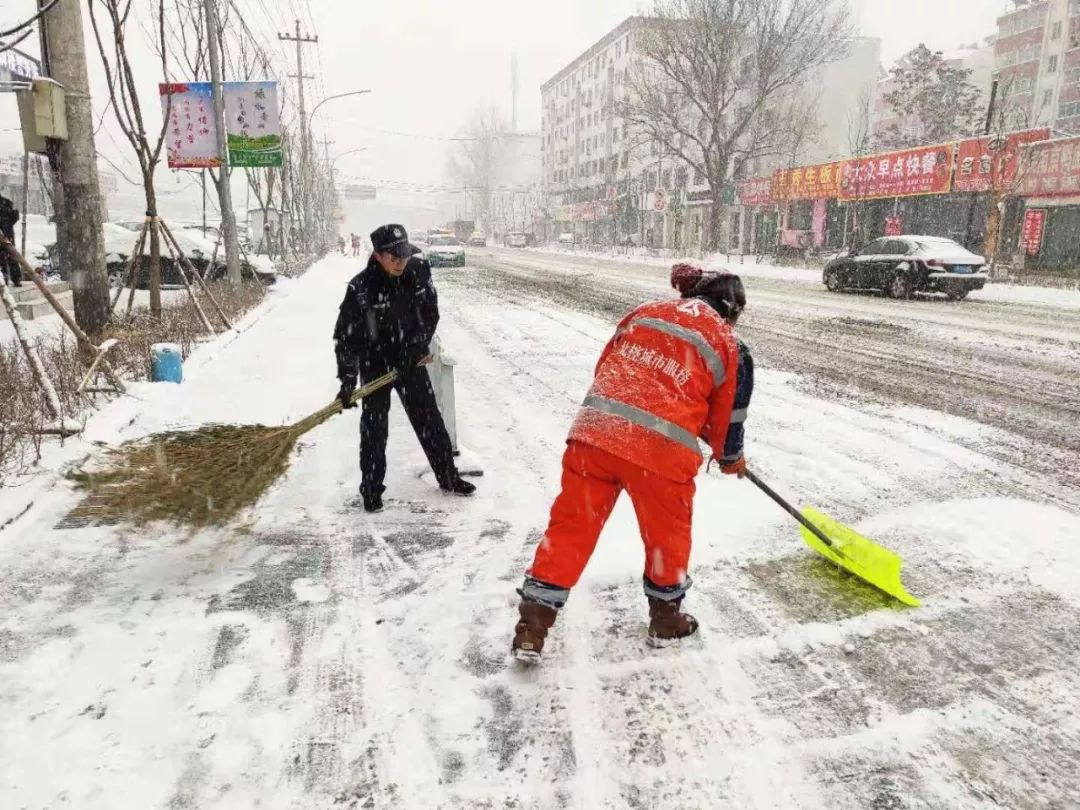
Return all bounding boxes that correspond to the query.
[511,265,754,662]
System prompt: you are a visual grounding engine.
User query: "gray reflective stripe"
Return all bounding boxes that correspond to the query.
[629,317,727,387]
[643,574,693,601]
[520,577,569,609]
[583,394,701,455]
[718,453,742,463]
[730,408,748,424]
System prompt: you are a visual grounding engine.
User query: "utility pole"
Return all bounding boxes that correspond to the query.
[204,0,242,284]
[39,0,109,335]
[278,20,317,250]
[318,135,334,249]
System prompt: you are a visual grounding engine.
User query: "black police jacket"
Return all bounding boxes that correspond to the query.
[0,196,18,238]
[333,255,440,381]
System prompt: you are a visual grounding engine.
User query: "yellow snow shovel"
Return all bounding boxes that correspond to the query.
[746,470,920,607]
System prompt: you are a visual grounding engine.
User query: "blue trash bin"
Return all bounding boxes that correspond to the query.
[150,343,183,383]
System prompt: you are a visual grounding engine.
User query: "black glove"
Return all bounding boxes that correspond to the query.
[338,376,357,409]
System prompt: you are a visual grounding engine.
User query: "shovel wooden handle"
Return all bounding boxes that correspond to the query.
[745,469,835,549]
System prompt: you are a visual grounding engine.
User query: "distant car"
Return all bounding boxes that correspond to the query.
[467,231,487,247]
[426,236,466,267]
[823,235,988,301]
[505,231,528,248]
[558,232,574,246]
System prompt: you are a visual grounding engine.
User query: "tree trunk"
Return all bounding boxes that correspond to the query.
[984,193,1003,266]
[705,195,723,253]
[146,182,161,318]
[47,0,110,339]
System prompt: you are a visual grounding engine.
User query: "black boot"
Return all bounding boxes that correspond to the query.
[361,491,383,513]
[443,476,476,496]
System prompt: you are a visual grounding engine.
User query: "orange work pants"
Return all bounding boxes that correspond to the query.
[528,440,695,593]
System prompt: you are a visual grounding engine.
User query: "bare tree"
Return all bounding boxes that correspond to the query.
[618,0,851,250]
[88,0,173,318]
[843,86,875,245]
[983,78,1039,273]
[448,105,512,228]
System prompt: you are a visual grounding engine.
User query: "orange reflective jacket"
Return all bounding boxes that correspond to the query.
[568,298,740,482]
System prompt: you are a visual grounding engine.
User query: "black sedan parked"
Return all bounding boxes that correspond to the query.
[823,235,989,301]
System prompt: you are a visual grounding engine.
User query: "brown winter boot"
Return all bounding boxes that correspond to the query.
[647,597,699,648]
[511,600,559,663]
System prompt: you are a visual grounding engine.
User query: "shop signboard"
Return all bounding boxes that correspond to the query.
[1016,136,1080,197]
[772,161,844,201]
[737,177,773,206]
[955,128,1049,193]
[840,144,954,201]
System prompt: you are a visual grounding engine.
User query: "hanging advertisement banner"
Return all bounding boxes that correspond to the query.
[840,144,954,201]
[772,161,844,201]
[1022,208,1046,255]
[223,81,283,167]
[1016,136,1080,197]
[955,128,1050,193]
[159,83,221,169]
[737,177,773,206]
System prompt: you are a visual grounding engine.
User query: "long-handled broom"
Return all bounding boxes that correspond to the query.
[70,370,401,527]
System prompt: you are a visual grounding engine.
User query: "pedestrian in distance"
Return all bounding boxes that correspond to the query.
[511,263,754,662]
[351,233,362,257]
[0,192,21,287]
[338,234,346,255]
[333,224,477,513]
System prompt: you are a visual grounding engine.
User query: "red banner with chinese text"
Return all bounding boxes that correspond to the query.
[840,144,954,201]
[955,129,1050,193]
[772,161,844,201]
[1022,209,1046,255]
[737,177,774,206]
[1016,137,1080,197]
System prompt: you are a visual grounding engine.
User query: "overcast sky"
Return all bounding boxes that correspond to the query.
[1,0,1009,228]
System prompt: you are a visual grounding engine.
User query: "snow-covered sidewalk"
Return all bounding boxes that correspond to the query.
[2,254,1079,809]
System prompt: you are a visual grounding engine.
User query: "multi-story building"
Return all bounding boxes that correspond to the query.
[540,17,883,252]
[540,17,639,244]
[994,0,1080,132]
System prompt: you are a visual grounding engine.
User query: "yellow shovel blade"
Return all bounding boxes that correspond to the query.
[799,507,921,607]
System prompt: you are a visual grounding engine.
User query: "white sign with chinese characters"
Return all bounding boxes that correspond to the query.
[223,82,283,168]
[159,83,221,169]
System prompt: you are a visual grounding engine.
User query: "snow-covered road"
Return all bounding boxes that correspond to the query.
[2,252,1079,809]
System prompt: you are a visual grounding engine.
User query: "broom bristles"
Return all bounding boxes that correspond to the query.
[70,371,400,527]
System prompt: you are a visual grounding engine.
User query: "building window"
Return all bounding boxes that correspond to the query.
[1052,20,1063,40]
[613,127,619,142]
[1043,88,1054,108]
[621,152,629,169]
[1059,100,1080,118]
[694,166,705,185]
[1049,54,1059,73]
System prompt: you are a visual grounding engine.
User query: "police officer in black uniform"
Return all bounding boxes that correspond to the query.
[334,224,476,512]
[0,192,21,287]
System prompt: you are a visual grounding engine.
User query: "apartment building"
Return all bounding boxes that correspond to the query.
[540,16,639,240]
[994,0,1080,132]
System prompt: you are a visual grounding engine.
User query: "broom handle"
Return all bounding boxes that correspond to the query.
[745,469,835,549]
[345,356,433,407]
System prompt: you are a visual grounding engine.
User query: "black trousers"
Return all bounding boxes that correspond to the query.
[360,366,457,495]
[0,234,19,286]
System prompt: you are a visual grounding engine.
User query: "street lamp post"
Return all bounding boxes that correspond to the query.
[302,90,371,251]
